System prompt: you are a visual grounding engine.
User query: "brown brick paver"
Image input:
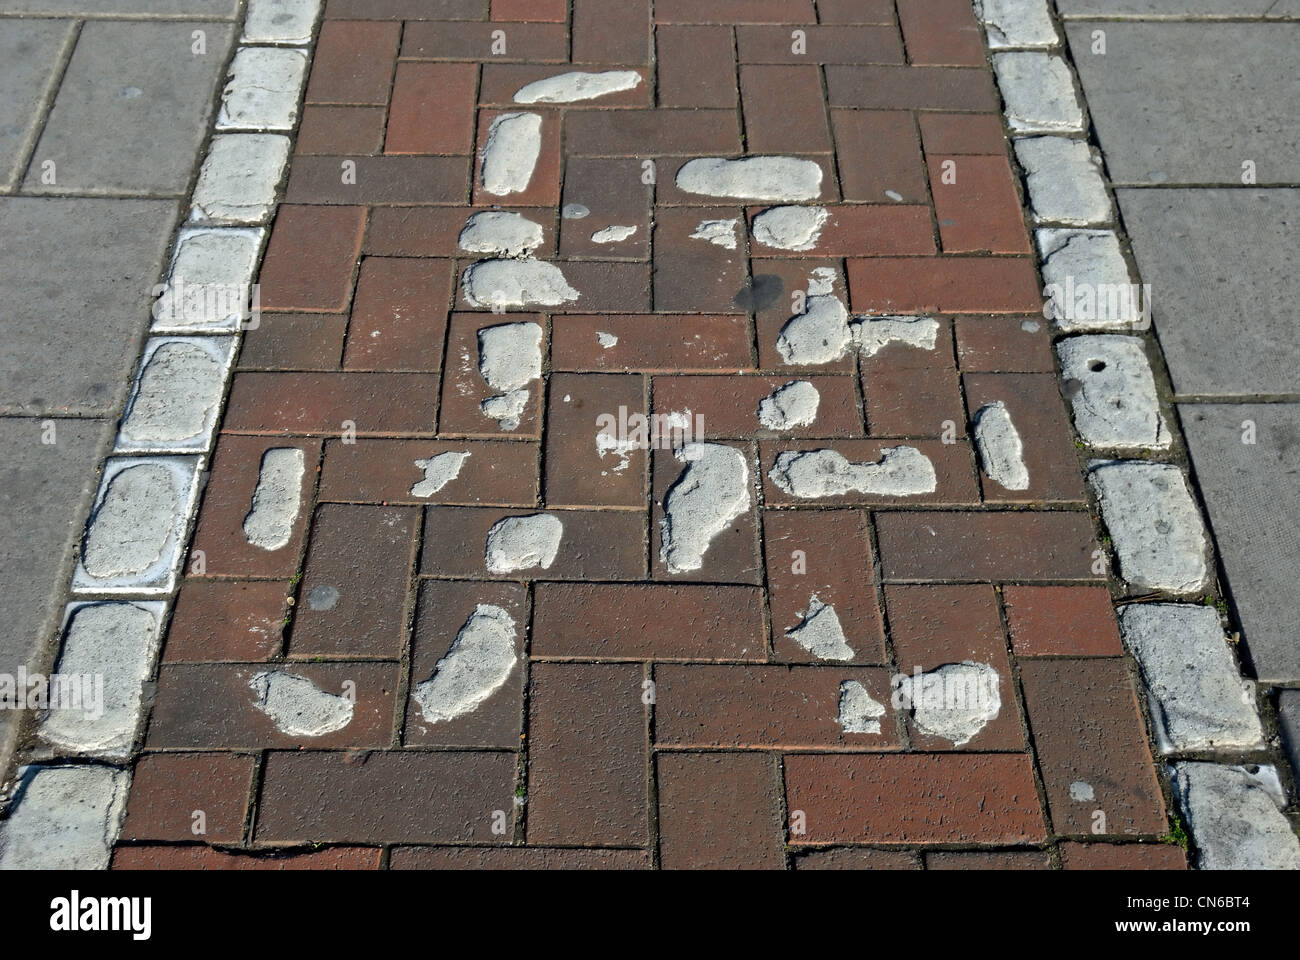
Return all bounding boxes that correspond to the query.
[115,1,1181,872]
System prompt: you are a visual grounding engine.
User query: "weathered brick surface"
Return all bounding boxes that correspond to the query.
[118,0,1174,870]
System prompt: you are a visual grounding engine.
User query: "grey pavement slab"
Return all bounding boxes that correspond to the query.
[1066,22,1300,184]
[0,417,111,763]
[23,20,234,195]
[1180,403,1300,684]
[1057,0,1283,14]
[1117,188,1300,397]
[0,197,179,415]
[1280,690,1300,782]
[0,19,72,192]
[0,0,237,14]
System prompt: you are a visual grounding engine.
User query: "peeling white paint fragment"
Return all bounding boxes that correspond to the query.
[689,218,739,249]
[562,203,590,220]
[481,389,530,431]
[676,156,823,202]
[752,206,829,251]
[776,294,852,365]
[897,662,1001,746]
[485,513,564,574]
[838,680,886,734]
[463,259,578,309]
[458,211,544,258]
[769,447,936,499]
[478,322,542,391]
[758,381,820,430]
[1070,780,1095,802]
[973,401,1030,491]
[851,315,940,357]
[806,267,837,296]
[659,443,750,573]
[413,605,518,724]
[513,70,642,104]
[596,426,639,473]
[596,332,619,349]
[249,672,353,737]
[411,451,471,497]
[786,597,853,661]
[243,447,304,550]
[480,112,542,195]
[591,224,637,244]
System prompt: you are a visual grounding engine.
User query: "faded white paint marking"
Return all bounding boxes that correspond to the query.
[413,604,518,723]
[786,596,853,661]
[462,259,578,309]
[852,315,940,357]
[591,224,637,244]
[690,218,739,249]
[243,447,304,550]
[513,70,642,103]
[485,513,564,573]
[838,680,886,734]
[752,206,829,251]
[758,380,820,430]
[596,331,619,349]
[481,389,530,431]
[411,451,471,498]
[769,446,936,499]
[458,211,544,258]
[897,661,1001,746]
[1070,781,1095,802]
[249,671,353,736]
[659,443,750,573]
[676,157,823,202]
[973,401,1029,491]
[776,294,852,365]
[480,112,542,195]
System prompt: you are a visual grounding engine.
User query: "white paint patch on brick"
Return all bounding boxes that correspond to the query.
[1013,136,1111,226]
[411,451,470,497]
[659,443,751,574]
[37,601,164,759]
[852,315,940,357]
[413,604,518,724]
[152,227,264,333]
[73,457,199,594]
[769,446,937,499]
[838,679,885,734]
[1119,603,1263,754]
[676,156,823,202]
[1057,335,1169,450]
[485,513,564,574]
[217,46,308,131]
[591,224,637,244]
[758,380,820,430]
[974,0,1059,49]
[481,389,530,431]
[992,52,1084,133]
[513,70,642,103]
[777,294,852,365]
[752,206,829,251]
[249,671,353,736]
[897,662,1001,746]
[689,218,739,249]
[973,400,1030,490]
[1038,228,1140,331]
[458,211,544,258]
[0,765,129,870]
[786,597,853,661]
[478,321,543,394]
[243,447,305,551]
[596,332,618,349]
[1170,762,1300,870]
[190,134,290,225]
[462,259,578,309]
[480,112,542,195]
[1089,460,1209,595]
[806,267,837,297]
[562,203,590,220]
[1070,780,1095,802]
[243,0,321,45]
[116,337,235,453]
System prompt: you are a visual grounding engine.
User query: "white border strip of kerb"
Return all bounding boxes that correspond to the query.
[975,0,1299,870]
[0,0,324,871]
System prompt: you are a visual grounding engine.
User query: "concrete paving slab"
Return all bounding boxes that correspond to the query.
[1280,690,1300,782]
[1180,403,1300,684]
[1056,0,1279,14]
[0,0,237,14]
[0,417,111,764]
[1065,22,1300,185]
[1117,188,1300,397]
[23,20,234,195]
[0,19,71,192]
[0,197,179,415]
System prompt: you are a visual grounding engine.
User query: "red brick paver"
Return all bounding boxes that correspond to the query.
[114,2,1179,871]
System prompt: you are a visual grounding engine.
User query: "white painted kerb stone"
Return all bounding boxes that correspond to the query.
[217,47,308,131]
[993,52,1084,133]
[152,227,264,333]
[1118,604,1263,754]
[190,134,290,225]
[1038,228,1142,331]
[116,337,235,453]
[1170,763,1300,870]
[973,0,1059,49]
[38,602,164,759]
[1057,335,1169,450]
[243,0,320,45]
[1014,136,1111,226]
[0,765,129,870]
[1089,460,1209,595]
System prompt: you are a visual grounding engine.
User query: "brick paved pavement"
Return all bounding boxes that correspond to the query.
[105,0,1193,870]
